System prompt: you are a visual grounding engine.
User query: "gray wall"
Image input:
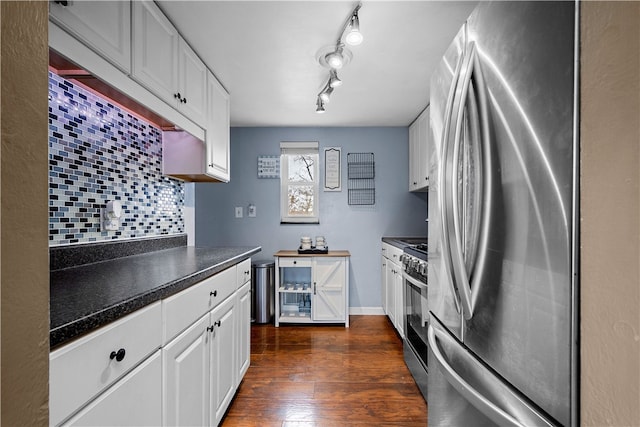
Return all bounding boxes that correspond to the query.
[194,127,427,310]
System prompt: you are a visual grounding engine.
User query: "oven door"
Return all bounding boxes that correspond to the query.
[403,271,429,366]
[403,270,429,400]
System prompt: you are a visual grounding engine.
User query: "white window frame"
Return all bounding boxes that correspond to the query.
[280,141,319,224]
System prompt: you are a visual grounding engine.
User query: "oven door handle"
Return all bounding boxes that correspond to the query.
[402,270,427,291]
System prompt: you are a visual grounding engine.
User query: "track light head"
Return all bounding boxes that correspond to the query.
[329,70,342,88]
[345,12,363,46]
[316,97,326,113]
[319,85,334,103]
[325,48,344,69]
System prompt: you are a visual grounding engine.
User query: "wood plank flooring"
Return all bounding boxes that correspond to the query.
[220,315,427,426]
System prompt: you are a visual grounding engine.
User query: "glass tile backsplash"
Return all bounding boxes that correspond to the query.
[48,72,185,246]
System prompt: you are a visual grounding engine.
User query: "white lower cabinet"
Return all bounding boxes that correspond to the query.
[381,242,404,338]
[236,281,251,385]
[63,351,162,427]
[50,259,252,427]
[210,296,237,425]
[163,314,210,427]
[163,294,237,427]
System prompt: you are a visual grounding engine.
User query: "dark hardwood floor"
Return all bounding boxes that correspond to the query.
[221,315,427,426]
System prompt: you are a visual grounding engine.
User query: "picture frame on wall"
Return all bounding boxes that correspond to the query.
[324,147,341,191]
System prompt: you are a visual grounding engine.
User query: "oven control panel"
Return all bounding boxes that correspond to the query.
[400,253,427,282]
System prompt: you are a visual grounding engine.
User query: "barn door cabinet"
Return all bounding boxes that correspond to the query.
[274,251,350,327]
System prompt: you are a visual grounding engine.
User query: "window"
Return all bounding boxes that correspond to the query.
[280,142,319,223]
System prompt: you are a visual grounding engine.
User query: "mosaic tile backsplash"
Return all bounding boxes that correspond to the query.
[48,72,185,246]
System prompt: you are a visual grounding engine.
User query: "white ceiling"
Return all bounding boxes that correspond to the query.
[156,1,477,127]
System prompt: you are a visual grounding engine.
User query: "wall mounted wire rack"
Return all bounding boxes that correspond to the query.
[347,152,375,205]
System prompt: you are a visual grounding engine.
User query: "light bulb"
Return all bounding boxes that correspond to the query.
[345,14,363,46]
[345,29,363,46]
[325,51,344,69]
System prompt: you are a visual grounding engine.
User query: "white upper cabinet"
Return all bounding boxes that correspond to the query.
[178,39,208,126]
[132,0,206,127]
[409,105,430,192]
[49,0,131,73]
[206,71,231,182]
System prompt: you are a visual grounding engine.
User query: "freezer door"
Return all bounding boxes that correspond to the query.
[428,316,558,427]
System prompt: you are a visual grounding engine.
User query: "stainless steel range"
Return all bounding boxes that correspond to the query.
[401,243,428,400]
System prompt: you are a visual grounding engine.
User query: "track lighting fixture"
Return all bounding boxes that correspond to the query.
[319,84,334,103]
[315,2,363,113]
[329,70,342,88]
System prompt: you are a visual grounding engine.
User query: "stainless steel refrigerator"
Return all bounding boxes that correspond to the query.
[427,2,578,426]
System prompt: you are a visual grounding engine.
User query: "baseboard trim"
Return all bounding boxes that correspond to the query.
[349,307,385,315]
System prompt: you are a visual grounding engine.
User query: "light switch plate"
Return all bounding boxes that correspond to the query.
[235,207,243,218]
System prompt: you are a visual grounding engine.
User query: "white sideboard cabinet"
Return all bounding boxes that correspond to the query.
[274,251,350,327]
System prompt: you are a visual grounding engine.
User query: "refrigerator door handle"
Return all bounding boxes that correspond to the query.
[428,321,557,427]
[437,30,468,315]
[443,42,493,320]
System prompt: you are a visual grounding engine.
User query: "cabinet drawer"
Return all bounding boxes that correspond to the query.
[50,302,162,426]
[278,257,312,268]
[62,350,162,427]
[163,266,236,344]
[382,242,403,265]
[236,258,251,287]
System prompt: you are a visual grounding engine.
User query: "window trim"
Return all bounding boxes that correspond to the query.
[280,141,320,224]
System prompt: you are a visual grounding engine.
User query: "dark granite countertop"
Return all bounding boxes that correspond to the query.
[382,236,427,249]
[50,245,261,348]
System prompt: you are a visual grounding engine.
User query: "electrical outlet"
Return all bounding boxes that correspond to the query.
[235,207,243,218]
[248,204,256,217]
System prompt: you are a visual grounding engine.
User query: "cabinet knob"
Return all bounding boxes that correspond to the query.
[208,163,214,168]
[210,290,218,297]
[207,325,214,333]
[182,97,187,104]
[215,320,221,327]
[109,348,126,362]
[174,92,182,101]
[293,261,297,265]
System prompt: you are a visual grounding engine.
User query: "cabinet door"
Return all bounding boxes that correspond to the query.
[409,120,420,191]
[178,38,207,126]
[49,0,131,73]
[381,256,388,315]
[206,71,231,182]
[132,0,179,105]
[394,268,405,338]
[312,257,346,322]
[385,261,396,325]
[210,296,237,426]
[418,106,430,190]
[163,314,210,427]
[62,351,161,427]
[236,281,251,386]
